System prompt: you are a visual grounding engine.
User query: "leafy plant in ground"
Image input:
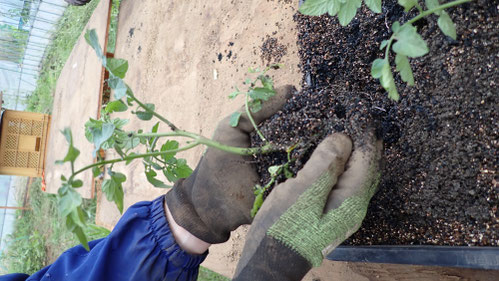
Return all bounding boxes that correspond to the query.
[299,0,472,100]
[56,29,294,250]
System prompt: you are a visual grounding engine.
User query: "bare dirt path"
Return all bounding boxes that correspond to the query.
[45,0,111,199]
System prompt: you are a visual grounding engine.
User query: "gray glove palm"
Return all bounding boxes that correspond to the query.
[233,133,382,281]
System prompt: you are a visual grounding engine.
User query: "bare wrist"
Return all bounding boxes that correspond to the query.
[164,200,211,255]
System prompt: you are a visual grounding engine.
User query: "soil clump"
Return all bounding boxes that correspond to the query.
[251,0,498,246]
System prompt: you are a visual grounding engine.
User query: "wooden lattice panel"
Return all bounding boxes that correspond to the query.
[0,110,51,177]
[2,151,16,167]
[32,121,43,136]
[7,119,20,134]
[19,120,32,135]
[16,151,28,167]
[28,152,40,168]
[5,135,18,150]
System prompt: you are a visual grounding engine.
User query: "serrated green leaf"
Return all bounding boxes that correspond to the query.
[437,11,456,40]
[398,0,418,12]
[387,84,400,101]
[393,24,429,58]
[91,123,115,157]
[163,167,178,183]
[175,159,193,178]
[123,136,140,150]
[338,0,362,26]
[92,166,101,178]
[258,75,274,90]
[102,172,126,213]
[392,21,401,33]
[112,118,129,129]
[380,40,389,50]
[395,54,415,86]
[229,91,240,99]
[69,207,87,228]
[71,180,83,188]
[105,100,128,113]
[73,225,89,251]
[146,170,170,188]
[425,0,440,14]
[247,67,259,73]
[284,166,294,179]
[372,58,400,101]
[57,128,80,164]
[365,0,382,13]
[249,87,275,101]
[161,140,179,161]
[108,77,127,100]
[107,58,128,79]
[136,103,155,121]
[249,99,262,113]
[299,0,341,17]
[268,165,281,176]
[58,188,82,217]
[371,58,389,79]
[229,111,242,127]
[251,192,264,218]
[84,29,104,61]
[151,122,160,133]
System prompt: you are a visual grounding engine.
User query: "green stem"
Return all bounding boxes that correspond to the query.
[136,131,276,155]
[407,0,472,25]
[70,141,200,180]
[384,38,394,60]
[128,91,179,131]
[245,94,267,142]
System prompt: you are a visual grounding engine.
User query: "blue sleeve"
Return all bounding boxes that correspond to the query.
[2,196,207,281]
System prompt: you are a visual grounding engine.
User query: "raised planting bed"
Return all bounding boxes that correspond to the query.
[251,0,498,269]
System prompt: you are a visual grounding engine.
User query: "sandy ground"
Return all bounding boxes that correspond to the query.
[92,0,498,279]
[44,0,111,199]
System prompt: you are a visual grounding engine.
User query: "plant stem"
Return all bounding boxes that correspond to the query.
[407,0,472,25]
[384,38,394,60]
[127,91,179,131]
[245,94,267,142]
[136,131,276,155]
[70,141,200,180]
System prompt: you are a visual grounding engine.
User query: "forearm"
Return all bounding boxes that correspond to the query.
[164,199,211,255]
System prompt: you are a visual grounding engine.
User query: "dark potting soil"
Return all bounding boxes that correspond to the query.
[252,0,498,246]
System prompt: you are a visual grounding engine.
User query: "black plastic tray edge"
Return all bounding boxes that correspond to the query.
[327,245,499,270]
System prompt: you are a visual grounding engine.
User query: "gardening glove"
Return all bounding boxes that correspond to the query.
[165,85,295,244]
[233,132,382,281]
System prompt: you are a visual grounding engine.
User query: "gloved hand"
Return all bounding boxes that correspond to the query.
[165,85,295,244]
[233,133,382,281]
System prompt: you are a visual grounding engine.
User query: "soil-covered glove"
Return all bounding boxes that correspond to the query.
[233,133,382,281]
[165,86,295,244]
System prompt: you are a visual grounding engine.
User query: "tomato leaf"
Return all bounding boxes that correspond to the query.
[395,53,415,86]
[437,11,457,40]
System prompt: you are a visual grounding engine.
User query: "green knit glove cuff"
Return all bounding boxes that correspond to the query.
[267,169,380,267]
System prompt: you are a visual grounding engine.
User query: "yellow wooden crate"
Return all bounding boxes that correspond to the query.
[0,110,51,177]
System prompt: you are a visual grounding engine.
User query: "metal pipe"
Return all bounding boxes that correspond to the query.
[0,40,47,50]
[0,206,31,210]
[0,66,37,76]
[0,48,43,60]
